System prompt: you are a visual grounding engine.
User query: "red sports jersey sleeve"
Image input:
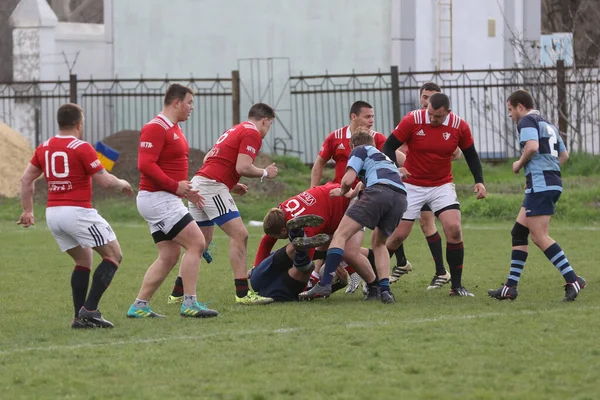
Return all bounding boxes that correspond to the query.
[318,133,335,161]
[138,123,179,194]
[79,142,105,175]
[458,119,475,149]
[391,114,415,144]
[238,130,262,161]
[254,234,278,267]
[374,132,386,150]
[30,152,41,168]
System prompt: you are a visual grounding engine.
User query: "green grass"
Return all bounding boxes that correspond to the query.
[1,220,599,399]
[2,154,599,224]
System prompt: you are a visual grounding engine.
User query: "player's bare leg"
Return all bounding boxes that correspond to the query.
[387,220,414,283]
[168,224,214,303]
[138,241,181,301]
[343,231,376,289]
[299,216,363,300]
[220,217,273,304]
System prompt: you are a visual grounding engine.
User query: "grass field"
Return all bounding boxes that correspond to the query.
[1,220,599,399]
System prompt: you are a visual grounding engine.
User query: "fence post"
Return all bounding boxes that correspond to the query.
[231,70,240,125]
[390,66,401,126]
[34,107,40,148]
[556,60,568,144]
[69,74,78,104]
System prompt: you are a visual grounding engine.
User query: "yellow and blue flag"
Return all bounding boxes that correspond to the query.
[95,141,120,172]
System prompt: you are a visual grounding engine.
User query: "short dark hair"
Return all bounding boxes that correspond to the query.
[350,131,375,148]
[419,82,441,94]
[164,84,194,106]
[248,103,276,120]
[507,89,535,109]
[263,208,286,236]
[57,103,83,129]
[429,93,450,110]
[349,101,373,117]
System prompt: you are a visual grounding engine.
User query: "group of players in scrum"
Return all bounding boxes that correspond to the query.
[18,82,586,328]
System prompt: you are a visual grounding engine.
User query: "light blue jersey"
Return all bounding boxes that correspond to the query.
[347,145,405,192]
[518,111,566,193]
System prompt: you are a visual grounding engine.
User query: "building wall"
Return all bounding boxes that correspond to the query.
[112,0,540,78]
[54,22,112,79]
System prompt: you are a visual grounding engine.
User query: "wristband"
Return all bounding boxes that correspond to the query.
[261,169,268,182]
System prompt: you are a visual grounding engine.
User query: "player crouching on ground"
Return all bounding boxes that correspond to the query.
[299,130,408,304]
[249,215,332,301]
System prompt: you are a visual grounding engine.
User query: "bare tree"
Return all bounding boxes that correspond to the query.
[48,0,103,23]
[542,0,600,65]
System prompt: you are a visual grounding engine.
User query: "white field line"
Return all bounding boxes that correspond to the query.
[2,305,598,356]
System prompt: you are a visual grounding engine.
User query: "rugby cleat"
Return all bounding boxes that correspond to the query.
[488,285,518,301]
[180,301,219,318]
[389,261,413,284]
[235,290,274,305]
[286,214,324,231]
[127,305,166,318]
[71,317,96,329]
[167,295,184,304]
[427,271,451,290]
[449,286,475,297]
[292,233,331,251]
[299,283,332,300]
[563,276,586,302]
[78,307,114,328]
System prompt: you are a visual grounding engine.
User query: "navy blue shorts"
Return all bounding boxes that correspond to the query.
[345,184,407,237]
[249,247,306,302]
[523,190,561,217]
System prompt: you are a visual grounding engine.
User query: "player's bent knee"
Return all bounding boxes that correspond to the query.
[511,222,529,246]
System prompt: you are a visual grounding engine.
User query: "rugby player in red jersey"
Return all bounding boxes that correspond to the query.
[176,103,278,305]
[19,103,133,328]
[382,92,487,297]
[127,84,218,319]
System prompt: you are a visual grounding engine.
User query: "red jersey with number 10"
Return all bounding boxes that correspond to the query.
[392,109,474,187]
[198,121,263,189]
[30,135,104,208]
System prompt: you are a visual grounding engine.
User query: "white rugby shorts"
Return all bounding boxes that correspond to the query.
[188,176,239,224]
[46,206,117,252]
[403,182,459,220]
[137,190,189,235]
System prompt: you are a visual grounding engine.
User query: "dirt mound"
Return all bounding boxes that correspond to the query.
[0,123,34,198]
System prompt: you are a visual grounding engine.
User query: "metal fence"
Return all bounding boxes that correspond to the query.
[0,74,236,150]
[290,65,600,163]
[1,66,599,162]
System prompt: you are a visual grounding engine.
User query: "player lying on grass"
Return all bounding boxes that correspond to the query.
[259,182,380,296]
[300,130,408,303]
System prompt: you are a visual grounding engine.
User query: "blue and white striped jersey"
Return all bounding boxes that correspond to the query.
[518,111,566,193]
[347,145,405,192]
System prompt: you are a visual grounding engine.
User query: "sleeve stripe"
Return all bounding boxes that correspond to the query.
[149,119,169,130]
[67,139,85,149]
